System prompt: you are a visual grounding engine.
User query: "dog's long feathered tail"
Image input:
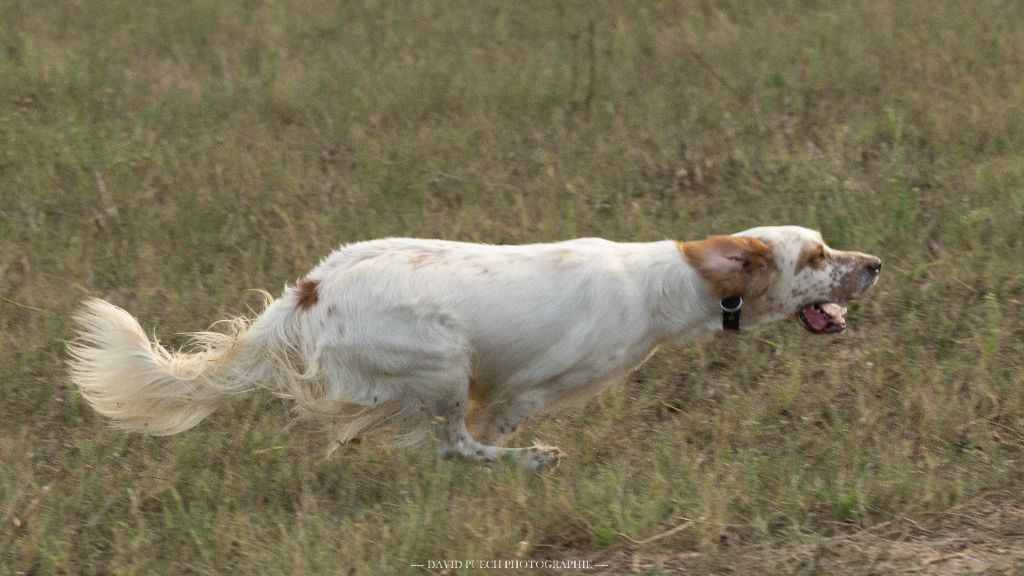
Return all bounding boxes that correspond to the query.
[68,295,433,446]
[67,297,290,436]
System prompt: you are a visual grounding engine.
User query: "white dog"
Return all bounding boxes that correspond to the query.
[68,226,880,469]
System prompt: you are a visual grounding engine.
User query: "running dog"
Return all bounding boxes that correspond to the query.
[68,226,881,469]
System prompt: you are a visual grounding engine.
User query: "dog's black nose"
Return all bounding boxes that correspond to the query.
[866,258,882,275]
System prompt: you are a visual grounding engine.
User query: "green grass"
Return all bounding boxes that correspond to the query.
[2,1,1024,573]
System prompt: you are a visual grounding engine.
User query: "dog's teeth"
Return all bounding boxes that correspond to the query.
[820,303,844,318]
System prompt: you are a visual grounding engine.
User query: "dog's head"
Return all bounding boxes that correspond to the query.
[680,226,881,334]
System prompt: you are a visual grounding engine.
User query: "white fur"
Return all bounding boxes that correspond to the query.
[67,226,879,469]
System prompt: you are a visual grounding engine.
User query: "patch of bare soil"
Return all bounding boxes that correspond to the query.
[586,492,1024,575]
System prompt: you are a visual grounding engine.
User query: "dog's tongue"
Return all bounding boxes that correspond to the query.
[805,303,848,332]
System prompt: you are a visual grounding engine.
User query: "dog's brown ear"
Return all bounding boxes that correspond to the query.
[678,236,776,298]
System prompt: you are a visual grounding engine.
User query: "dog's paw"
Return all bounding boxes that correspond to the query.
[525,442,564,470]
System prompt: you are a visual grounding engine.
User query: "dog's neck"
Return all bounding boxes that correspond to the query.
[626,241,729,341]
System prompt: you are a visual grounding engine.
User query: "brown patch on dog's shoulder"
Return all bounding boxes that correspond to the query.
[552,248,573,263]
[349,252,379,267]
[295,278,320,311]
[409,250,446,269]
[678,236,776,298]
[794,241,827,275]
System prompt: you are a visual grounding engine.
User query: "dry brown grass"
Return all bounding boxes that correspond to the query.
[591,492,1024,575]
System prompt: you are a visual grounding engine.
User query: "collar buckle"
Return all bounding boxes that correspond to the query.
[720,296,743,331]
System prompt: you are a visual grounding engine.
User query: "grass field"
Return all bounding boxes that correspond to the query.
[2,1,1024,574]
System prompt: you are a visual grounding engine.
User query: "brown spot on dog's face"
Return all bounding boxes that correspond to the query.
[295,278,319,311]
[678,236,778,298]
[794,242,828,275]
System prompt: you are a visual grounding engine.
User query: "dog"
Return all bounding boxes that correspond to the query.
[68,226,880,469]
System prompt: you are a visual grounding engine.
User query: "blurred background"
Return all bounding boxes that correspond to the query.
[1,1,1023,573]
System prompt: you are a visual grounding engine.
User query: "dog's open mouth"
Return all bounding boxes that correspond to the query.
[797,302,847,334]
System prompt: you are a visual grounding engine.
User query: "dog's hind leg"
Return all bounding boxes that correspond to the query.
[467,392,549,446]
[433,410,563,470]
[337,307,563,469]
[428,388,561,470]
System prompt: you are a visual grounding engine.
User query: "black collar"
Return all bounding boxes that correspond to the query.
[720,296,743,331]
